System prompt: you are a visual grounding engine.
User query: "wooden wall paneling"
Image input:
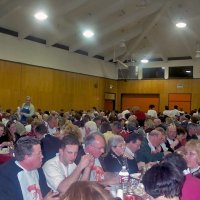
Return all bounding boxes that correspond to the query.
[117,79,198,113]
[2,59,200,113]
[95,78,105,110]
[52,70,70,111]
[191,80,200,110]
[21,64,54,111]
[71,73,89,110]
[0,60,21,110]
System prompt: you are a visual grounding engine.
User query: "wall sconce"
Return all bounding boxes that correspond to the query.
[109,84,113,89]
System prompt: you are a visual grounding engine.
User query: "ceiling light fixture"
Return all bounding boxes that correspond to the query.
[83,30,94,38]
[176,22,187,28]
[34,11,48,21]
[141,59,149,63]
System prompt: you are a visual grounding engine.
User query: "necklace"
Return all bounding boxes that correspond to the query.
[110,152,129,171]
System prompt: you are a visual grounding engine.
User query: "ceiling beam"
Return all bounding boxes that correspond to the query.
[121,0,173,62]
[19,0,88,40]
[69,1,163,52]
[89,28,142,57]
[46,0,124,46]
[0,0,25,19]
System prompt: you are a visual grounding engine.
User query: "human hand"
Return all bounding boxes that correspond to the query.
[171,139,179,149]
[1,141,12,147]
[43,191,60,200]
[79,154,93,170]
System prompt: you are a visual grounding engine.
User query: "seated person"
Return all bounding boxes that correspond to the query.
[186,123,199,141]
[61,181,114,200]
[0,123,11,148]
[142,162,184,200]
[43,135,93,196]
[103,135,138,174]
[0,136,59,200]
[185,139,200,178]
[103,135,126,173]
[75,133,118,185]
[35,123,61,164]
[124,133,143,172]
[165,124,179,152]
[6,120,21,144]
[163,152,200,200]
[136,130,164,164]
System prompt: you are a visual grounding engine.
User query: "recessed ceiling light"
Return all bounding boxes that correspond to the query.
[34,11,48,21]
[83,30,94,38]
[141,59,149,63]
[176,22,187,28]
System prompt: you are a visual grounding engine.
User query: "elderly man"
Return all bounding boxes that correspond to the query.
[43,135,93,195]
[0,136,59,200]
[20,96,35,125]
[165,124,179,152]
[75,133,118,185]
[136,129,164,164]
[84,120,98,135]
[75,133,105,181]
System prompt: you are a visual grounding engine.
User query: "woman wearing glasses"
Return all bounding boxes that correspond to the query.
[102,135,138,174]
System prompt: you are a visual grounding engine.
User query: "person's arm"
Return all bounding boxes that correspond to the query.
[0,141,13,148]
[22,104,35,117]
[80,156,94,180]
[57,154,92,195]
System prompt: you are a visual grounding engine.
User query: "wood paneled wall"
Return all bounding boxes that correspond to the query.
[1,59,200,113]
[117,79,200,112]
[0,60,117,111]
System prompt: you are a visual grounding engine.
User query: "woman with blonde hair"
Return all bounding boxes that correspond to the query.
[59,122,82,143]
[61,181,114,200]
[185,139,200,178]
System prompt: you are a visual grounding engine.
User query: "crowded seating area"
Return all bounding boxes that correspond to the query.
[0,96,200,200]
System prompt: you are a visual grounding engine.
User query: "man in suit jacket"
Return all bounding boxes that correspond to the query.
[0,136,59,200]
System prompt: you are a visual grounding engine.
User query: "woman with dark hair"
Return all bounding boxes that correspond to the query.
[142,162,184,200]
[6,120,20,144]
[61,181,114,200]
[0,123,11,147]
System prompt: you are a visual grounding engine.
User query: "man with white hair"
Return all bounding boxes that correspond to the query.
[85,121,98,136]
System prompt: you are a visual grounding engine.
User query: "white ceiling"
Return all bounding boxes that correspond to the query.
[0,0,200,63]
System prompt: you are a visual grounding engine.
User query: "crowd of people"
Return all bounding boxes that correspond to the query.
[0,96,200,200]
